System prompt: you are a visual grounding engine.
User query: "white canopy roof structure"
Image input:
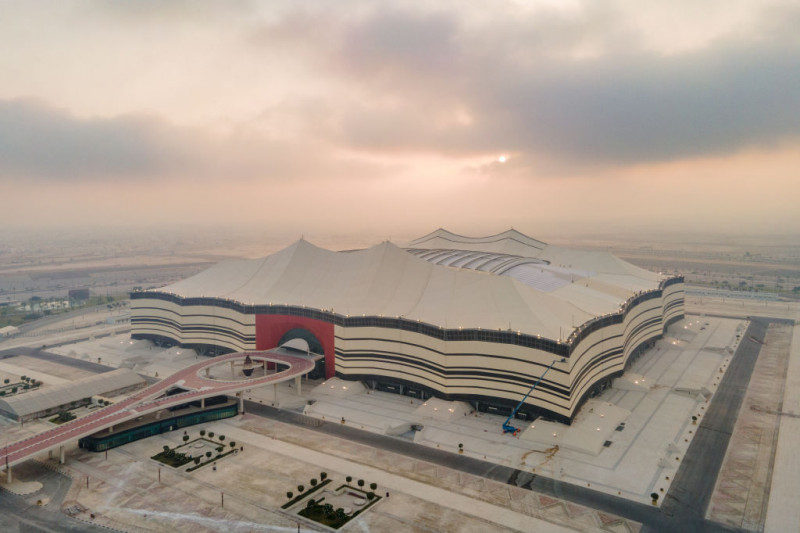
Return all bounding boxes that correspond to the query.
[0,368,145,419]
[154,230,663,341]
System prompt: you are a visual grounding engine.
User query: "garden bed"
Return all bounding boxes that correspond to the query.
[285,480,381,529]
[152,437,233,469]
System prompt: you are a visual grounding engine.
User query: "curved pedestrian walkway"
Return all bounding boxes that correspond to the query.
[1,351,315,476]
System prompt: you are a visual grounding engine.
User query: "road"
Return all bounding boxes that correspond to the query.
[8,304,114,337]
[0,346,118,374]
[246,317,783,533]
[0,461,110,533]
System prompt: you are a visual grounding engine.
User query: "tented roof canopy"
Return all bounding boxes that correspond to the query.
[150,230,664,341]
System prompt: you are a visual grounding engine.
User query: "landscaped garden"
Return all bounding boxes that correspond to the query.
[0,375,41,398]
[49,410,77,424]
[283,473,381,529]
[151,429,238,471]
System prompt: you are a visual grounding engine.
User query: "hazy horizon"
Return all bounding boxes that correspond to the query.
[3,2,799,237]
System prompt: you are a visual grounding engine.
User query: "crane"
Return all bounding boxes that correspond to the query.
[502,358,566,434]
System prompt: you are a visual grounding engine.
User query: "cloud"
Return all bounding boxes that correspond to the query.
[250,4,800,168]
[0,99,199,181]
[0,98,392,183]
[475,41,800,166]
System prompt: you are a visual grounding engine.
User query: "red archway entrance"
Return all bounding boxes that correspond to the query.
[254,315,335,378]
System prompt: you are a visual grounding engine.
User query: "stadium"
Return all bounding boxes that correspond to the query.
[130,229,684,424]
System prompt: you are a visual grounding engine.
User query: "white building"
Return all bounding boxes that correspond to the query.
[131,230,684,423]
[0,325,20,338]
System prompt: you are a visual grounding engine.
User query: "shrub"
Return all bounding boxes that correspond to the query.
[208,432,215,438]
[320,472,328,481]
[357,479,365,488]
[370,482,377,491]
[297,485,304,493]
[287,491,293,499]
[346,476,352,484]
[230,442,236,448]
[310,478,318,487]
[163,445,170,453]
[200,430,206,437]
[219,435,225,442]
[194,457,201,465]
[205,451,212,458]
[306,498,315,508]
[3,378,8,384]
[366,492,375,501]
[216,446,223,453]
[183,435,190,442]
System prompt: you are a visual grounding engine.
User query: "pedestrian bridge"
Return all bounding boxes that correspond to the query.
[1,350,316,481]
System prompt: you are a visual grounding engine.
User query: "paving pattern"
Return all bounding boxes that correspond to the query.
[706,323,792,531]
[239,416,642,532]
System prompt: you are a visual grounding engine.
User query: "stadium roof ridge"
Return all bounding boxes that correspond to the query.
[146,232,661,340]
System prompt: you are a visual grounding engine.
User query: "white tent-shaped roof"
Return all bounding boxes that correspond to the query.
[154,231,662,340]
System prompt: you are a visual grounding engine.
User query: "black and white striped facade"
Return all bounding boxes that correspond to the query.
[131,230,684,423]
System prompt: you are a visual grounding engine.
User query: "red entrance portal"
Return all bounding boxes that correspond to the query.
[255,315,335,378]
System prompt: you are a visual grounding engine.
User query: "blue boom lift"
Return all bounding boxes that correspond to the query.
[502,358,566,434]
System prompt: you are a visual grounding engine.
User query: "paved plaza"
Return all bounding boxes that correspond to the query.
[0,297,798,532]
[301,316,747,505]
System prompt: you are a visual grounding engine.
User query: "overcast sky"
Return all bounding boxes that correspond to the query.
[2,1,799,240]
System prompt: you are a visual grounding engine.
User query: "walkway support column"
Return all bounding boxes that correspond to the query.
[200,397,205,409]
[273,383,278,404]
[59,446,65,465]
[295,375,301,395]
[6,466,11,484]
[237,392,244,414]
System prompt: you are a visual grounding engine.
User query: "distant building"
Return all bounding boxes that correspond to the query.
[69,288,91,301]
[0,368,146,422]
[0,325,19,338]
[131,229,684,424]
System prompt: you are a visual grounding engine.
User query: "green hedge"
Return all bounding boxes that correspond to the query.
[281,478,332,509]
